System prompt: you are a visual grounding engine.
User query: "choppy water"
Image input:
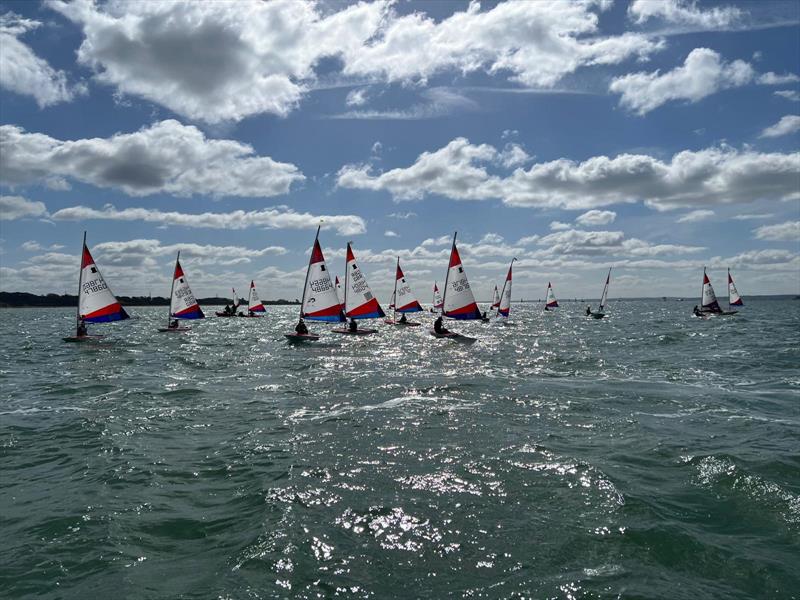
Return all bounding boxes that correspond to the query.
[1,300,799,599]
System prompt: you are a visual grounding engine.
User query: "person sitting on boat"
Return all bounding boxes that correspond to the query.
[544,305,550,312]
[399,313,407,324]
[349,318,358,332]
[585,305,592,316]
[295,318,308,335]
[248,309,255,317]
[482,311,488,320]
[434,315,449,334]
[76,319,88,337]
[168,319,179,329]
[693,305,702,317]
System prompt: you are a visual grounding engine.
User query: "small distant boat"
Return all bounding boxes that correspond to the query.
[158,251,203,332]
[728,268,744,309]
[215,288,241,317]
[334,275,345,314]
[495,258,517,324]
[491,284,500,313]
[431,232,480,342]
[285,226,344,341]
[238,280,266,317]
[544,282,558,312]
[385,258,423,326]
[64,232,129,342]
[431,281,444,313]
[587,268,611,319]
[697,268,737,316]
[332,242,384,335]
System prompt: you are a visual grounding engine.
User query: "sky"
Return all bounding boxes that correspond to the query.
[0,0,799,303]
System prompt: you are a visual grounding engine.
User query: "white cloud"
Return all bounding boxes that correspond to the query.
[774,90,800,102]
[0,12,85,107]
[48,0,389,123]
[387,211,416,219]
[47,0,663,122]
[330,87,477,120]
[757,72,800,85]
[731,213,774,220]
[346,87,370,107]
[549,221,571,231]
[0,195,47,220]
[0,120,304,198]
[50,204,366,236]
[337,137,800,211]
[498,143,531,168]
[529,228,704,257]
[753,221,800,242]
[20,240,63,252]
[609,48,755,115]
[575,209,616,226]
[677,209,714,223]
[759,115,800,138]
[628,0,741,28]
[384,230,399,237]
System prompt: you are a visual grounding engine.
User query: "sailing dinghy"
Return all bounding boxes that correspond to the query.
[728,269,744,311]
[285,226,344,341]
[544,282,558,312]
[239,280,266,317]
[430,232,480,342]
[490,284,500,314]
[385,258,423,326]
[432,281,444,313]
[159,251,203,332]
[335,276,345,314]
[215,288,240,317]
[333,242,385,335]
[64,232,129,342]
[495,259,517,325]
[697,268,737,316]
[587,268,611,318]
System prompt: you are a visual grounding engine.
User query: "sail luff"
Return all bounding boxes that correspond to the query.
[76,231,86,329]
[168,251,179,325]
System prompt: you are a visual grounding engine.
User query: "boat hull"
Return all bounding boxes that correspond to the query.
[284,333,320,342]
[331,328,378,335]
[158,327,191,332]
[384,320,421,326]
[429,330,476,343]
[63,335,104,343]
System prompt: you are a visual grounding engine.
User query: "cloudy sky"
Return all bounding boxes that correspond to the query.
[1,0,798,302]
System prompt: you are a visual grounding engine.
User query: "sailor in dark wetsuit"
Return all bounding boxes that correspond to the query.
[76,320,88,337]
[693,305,702,317]
[399,313,407,324]
[295,318,308,335]
[434,316,449,334]
[168,319,179,329]
[349,318,358,332]
[585,305,592,316]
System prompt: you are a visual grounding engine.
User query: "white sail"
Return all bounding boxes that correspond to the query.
[545,282,558,308]
[169,253,203,319]
[433,282,444,310]
[78,237,129,323]
[394,260,422,313]
[701,268,721,312]
[301,229,344,322]
[728,269,743,306]
[598,268,611,312]
[491,285,500,309]
[344,243,384,319]
[443,233,482,320]
[497,259,515,318]
[248,280,265,312]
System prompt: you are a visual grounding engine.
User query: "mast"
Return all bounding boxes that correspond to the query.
[168,250,179,326]
[299,225,320,319]
[728,267,731,310]
[701,266,706,307]
[344,241,351,319]
[76,231,86,330]
[393,257,399,322]
[432,281,436,307]
[442,232,457,315]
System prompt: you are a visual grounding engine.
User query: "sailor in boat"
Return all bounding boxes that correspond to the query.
[76,319,88,337]
[434,315,450,335]
[399,313,407,324]
[585,305,592,316]
[168,319,179,329]
[693,305,702,317]
[248,309,255,317]
[295,318,309,335]
[349,318,358,333]
[544,305,550,312]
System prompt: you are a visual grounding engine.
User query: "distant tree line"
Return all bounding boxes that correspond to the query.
[0,292,300,308]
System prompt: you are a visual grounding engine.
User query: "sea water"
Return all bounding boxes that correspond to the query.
[1,300,798,599]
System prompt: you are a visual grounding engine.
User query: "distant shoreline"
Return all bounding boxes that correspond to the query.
[0,292,300,308]
[0,291,796,308]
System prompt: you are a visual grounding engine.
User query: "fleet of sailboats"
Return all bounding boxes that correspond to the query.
[63,230,750,342]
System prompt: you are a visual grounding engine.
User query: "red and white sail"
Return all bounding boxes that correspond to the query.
[598,268,611,312]
[394,260,423,313]
[497,259,516,318]
[301,230,345,322]
[433,282,444,310]
[701,268,721,312]
[170,253,204,319]
[545,282,558,308]
[344,243,385,319]
[78,239,129,323]
[248,280,265,313]
[491,285,500,309]
[728,269,743,306]
[443,233,482,320]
